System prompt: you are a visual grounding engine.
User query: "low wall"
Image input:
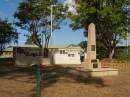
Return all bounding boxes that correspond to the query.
[101,62,130,69]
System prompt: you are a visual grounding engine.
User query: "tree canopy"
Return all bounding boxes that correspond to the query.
[14,0,66,48]
[0,19,18,53]
[69,0,130,59]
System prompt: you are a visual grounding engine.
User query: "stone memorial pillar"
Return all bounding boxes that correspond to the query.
[81,23,118,77]
[84,23,101,69]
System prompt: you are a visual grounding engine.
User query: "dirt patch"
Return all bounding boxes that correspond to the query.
[0,64,130,97]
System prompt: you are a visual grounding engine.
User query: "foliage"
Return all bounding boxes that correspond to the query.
[25,35,35,45]
[14,0,66,48]
[96,41,107,59]
[69,0,130,59]
[0,19,18,53]
[115,46,130,62]
[78,41,87,51]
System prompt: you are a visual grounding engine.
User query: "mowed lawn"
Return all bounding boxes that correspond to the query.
[0,64,130,97]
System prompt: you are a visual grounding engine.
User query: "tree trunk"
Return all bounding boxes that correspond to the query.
[109,48,115,60]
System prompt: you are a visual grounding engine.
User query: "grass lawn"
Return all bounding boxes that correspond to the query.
[0,63,130,97]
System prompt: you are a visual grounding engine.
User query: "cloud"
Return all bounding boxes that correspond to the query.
[64,0,77,15]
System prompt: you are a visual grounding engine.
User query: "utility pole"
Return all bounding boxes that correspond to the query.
[126,6,129,55]
[50,5,53,45]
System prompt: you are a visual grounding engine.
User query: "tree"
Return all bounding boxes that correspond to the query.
[25,35,35,45]
[69,0,130,59]
[0,19,18,53]
[14,1,66,97]
[14,0,66,48]
[78,41,87,51]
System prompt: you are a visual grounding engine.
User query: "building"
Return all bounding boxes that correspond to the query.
[13,44,82,67]
[53,45,81,65]
[0,47,13,58]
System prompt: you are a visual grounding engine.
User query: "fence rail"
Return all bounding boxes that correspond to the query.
[102,62,130,69]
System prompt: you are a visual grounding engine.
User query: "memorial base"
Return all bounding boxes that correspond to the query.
[85,68,118,77]
[82,59,118,77]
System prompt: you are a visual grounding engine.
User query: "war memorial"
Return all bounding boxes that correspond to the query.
[82,23,118,77]
[1,0,130,96]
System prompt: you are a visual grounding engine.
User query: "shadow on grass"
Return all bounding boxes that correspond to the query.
[0,65,35,83]
[0,64,107,97]
[41,65,107,87]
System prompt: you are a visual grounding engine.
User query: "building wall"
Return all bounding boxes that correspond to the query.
[14,47,81,67]
[0,51,13,57]
[53,49,81,64]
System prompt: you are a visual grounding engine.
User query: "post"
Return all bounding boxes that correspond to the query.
[51,5,53,45]
[126,6,129,56]
[126,32,129,55]
[35,65,42,97]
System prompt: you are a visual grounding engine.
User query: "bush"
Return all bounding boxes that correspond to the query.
[97,47,107,59]
[114,46,130,62]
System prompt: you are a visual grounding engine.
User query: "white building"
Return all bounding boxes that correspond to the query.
[13,44,82,67]
[54,48,81,65]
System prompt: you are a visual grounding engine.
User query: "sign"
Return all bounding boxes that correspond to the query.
[14,47,50,67]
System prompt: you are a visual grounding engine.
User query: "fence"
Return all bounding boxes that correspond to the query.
[102,62,130,69]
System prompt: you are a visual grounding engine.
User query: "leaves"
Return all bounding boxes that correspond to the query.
[14,0,66,48]
[0,19,18,52]
[69,0,129,58]
[78,41,87,50]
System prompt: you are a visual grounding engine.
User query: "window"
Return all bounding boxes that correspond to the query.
[72,54,74,57]
[65,52,68,54]
[60,50,63,54]
[68,54,75,57]
[60,50,66,54]
[63,50,65,54]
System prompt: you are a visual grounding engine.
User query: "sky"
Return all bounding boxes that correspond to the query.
[0,0,86,45]
[0,0,129,46]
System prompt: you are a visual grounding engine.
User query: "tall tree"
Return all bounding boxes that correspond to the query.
[0,19,18,53]
[69,0,130,59]
[14,0,66,48]
[14,1,66,97]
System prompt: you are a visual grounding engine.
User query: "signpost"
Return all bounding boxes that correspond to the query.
[35,64,42,97]
[14,47,50,97]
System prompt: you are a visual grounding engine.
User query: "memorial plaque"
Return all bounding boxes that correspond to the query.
[91,59,97,62]
[93,63,98,68]
[91,45,95,51]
